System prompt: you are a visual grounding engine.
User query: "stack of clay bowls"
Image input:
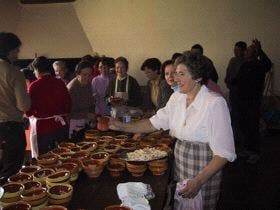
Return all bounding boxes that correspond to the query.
[0,183,24,207]
[47,184,73,206]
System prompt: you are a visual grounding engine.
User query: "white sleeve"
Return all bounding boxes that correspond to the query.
[209,97,236,162]
[149,93,175,130]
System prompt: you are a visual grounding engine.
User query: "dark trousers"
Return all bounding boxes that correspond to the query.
[37,126,68,155]
[234,97,261,153]
[0,121,26,179]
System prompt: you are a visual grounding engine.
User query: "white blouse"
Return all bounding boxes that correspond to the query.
[150,85,236,162]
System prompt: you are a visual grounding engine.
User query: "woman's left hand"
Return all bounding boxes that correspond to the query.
[179,178,202,199]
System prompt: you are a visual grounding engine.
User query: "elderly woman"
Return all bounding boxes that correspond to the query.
[141,58,173,111]
[53,60,74,85]
[106,56,141,107]
[110,54,236,209]
[67,61,95,138]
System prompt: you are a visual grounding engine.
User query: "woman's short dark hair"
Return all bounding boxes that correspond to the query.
[0,32,21,57]
[32,56,52,74]
[191,44,204,55]
[99,57,112,67]
[75,61,93,75]
[160,59,174,79]
[141,58,161,74]
[175,53,208,85]
[115,56,129,70]
[235,41,247,51]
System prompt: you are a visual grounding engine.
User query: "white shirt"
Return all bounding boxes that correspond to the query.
[150,85,236,162]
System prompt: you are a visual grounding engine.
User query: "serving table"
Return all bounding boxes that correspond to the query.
[68,159,171,210]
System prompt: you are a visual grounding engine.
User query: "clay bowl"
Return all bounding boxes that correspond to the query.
[2,183,25,199]
[148,157,168,167]
[21,187,48,206]
[114,135,128,142]
[120,142,136,151]
[148,164,168,176]
[82,159,104,178]
[51,148,71,156]
[71,151,90,161]
[105,205,132,210]
[109,139,123,145]
[37,154,59,166]
[109,154,126,166]
[41,205,68,210]
[70,147,81,153]
[96,140,108,148]
[80,142,98,153]
[61,159,82,172]
[126,161,147,177]
[91,152,110,165]
[23,181,42,193]
[107,163,125,177]
[48,184,73,206]
[58,153,73,161]
[8,173,33,183]
[46,170,70,188]
[19,165,41,175]
[56,163,79,182]
[33,168,55,185]
[58,142,76,149]
[76,142,89,147]
[2,202,31,210]
[104,144,120,154]
[84,129,100,136]
[99,135,114,143]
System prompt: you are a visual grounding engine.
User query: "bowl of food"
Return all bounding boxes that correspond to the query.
[37,154,59,166]
[23,181,41,193]
[70,146,81,153]
[58,142,76,149]
[21,187,48,207]
[99,135,114,143]
[109,154,126,166]
[61,158,82,172]
[104,144,120,154]
[126,161,147,177]
[33,168,55,185]
[56,163,79,182]
[19,165,41,175]
[8,173,32,183]
[105,205,132,210]
[80,142,97,153]
[48,184,73,206]
[148,163,168,176]
[82,159,104,178]
[41,205,68,210]
[114,135,128,142]
[46,171,70,188]
[91,152,110,165]
[96,140,108,148]
[51,148,71,156]
[2,183,24,199]
[71,151,90,161]
[107,163,125,177]
[2,202,31,210]
[121,143,136,151]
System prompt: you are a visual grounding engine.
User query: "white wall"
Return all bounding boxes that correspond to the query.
[73,0,280,94]
[17,2,93,58]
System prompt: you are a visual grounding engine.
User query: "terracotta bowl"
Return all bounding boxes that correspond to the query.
[105,205,132,210]
[2,183,24,199]
[21,187,48,206]
[46,170,70,187]
[114,135,128,142]
[40,205,68,210]
[104,144,120,154]
[85,129,100,136]
[23,181,42,193]
[33,168,55,185]
[96,140,108,148]
[91,152,110,165]
[58,153,73,161]
[71,151,90,161]
[80,142,98,153]
[76,142,89,147]
[51,148,71,155]
[148,164,168,176]
[148,157,168,167]
[2,202,31,210]
[58,142,76,149]
[61,159,82,172]
[126,161,147,177]
[19,165,41,175]
[82,159,104,178]
[37,154,59,166]
[70,146,81,153]
[121,143,136,151]
[56,163,79,182]
[48,184,73,206]
[109,139,122,145]
[107,163,125,177]
[109,154,126,165]
[99,135,114,142]
[8,173,33,183]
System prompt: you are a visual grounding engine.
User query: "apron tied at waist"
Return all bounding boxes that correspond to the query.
[29,114,67,159]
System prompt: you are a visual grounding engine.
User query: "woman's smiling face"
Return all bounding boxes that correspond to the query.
[175,64,197,94]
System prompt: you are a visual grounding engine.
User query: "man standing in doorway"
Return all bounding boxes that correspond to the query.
[0,32,31,184]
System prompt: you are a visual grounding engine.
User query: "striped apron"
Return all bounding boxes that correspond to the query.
[174,139,222,210]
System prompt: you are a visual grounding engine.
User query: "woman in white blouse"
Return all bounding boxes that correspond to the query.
[109,53,236,210]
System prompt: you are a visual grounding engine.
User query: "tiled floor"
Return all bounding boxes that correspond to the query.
[217,130,280,210]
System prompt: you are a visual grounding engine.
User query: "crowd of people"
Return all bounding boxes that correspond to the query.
[0,32,272,209]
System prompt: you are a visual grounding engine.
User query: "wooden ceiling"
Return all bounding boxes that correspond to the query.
[20,0,75,4]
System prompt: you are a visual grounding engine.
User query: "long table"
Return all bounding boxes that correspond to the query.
[68,163,171,210]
